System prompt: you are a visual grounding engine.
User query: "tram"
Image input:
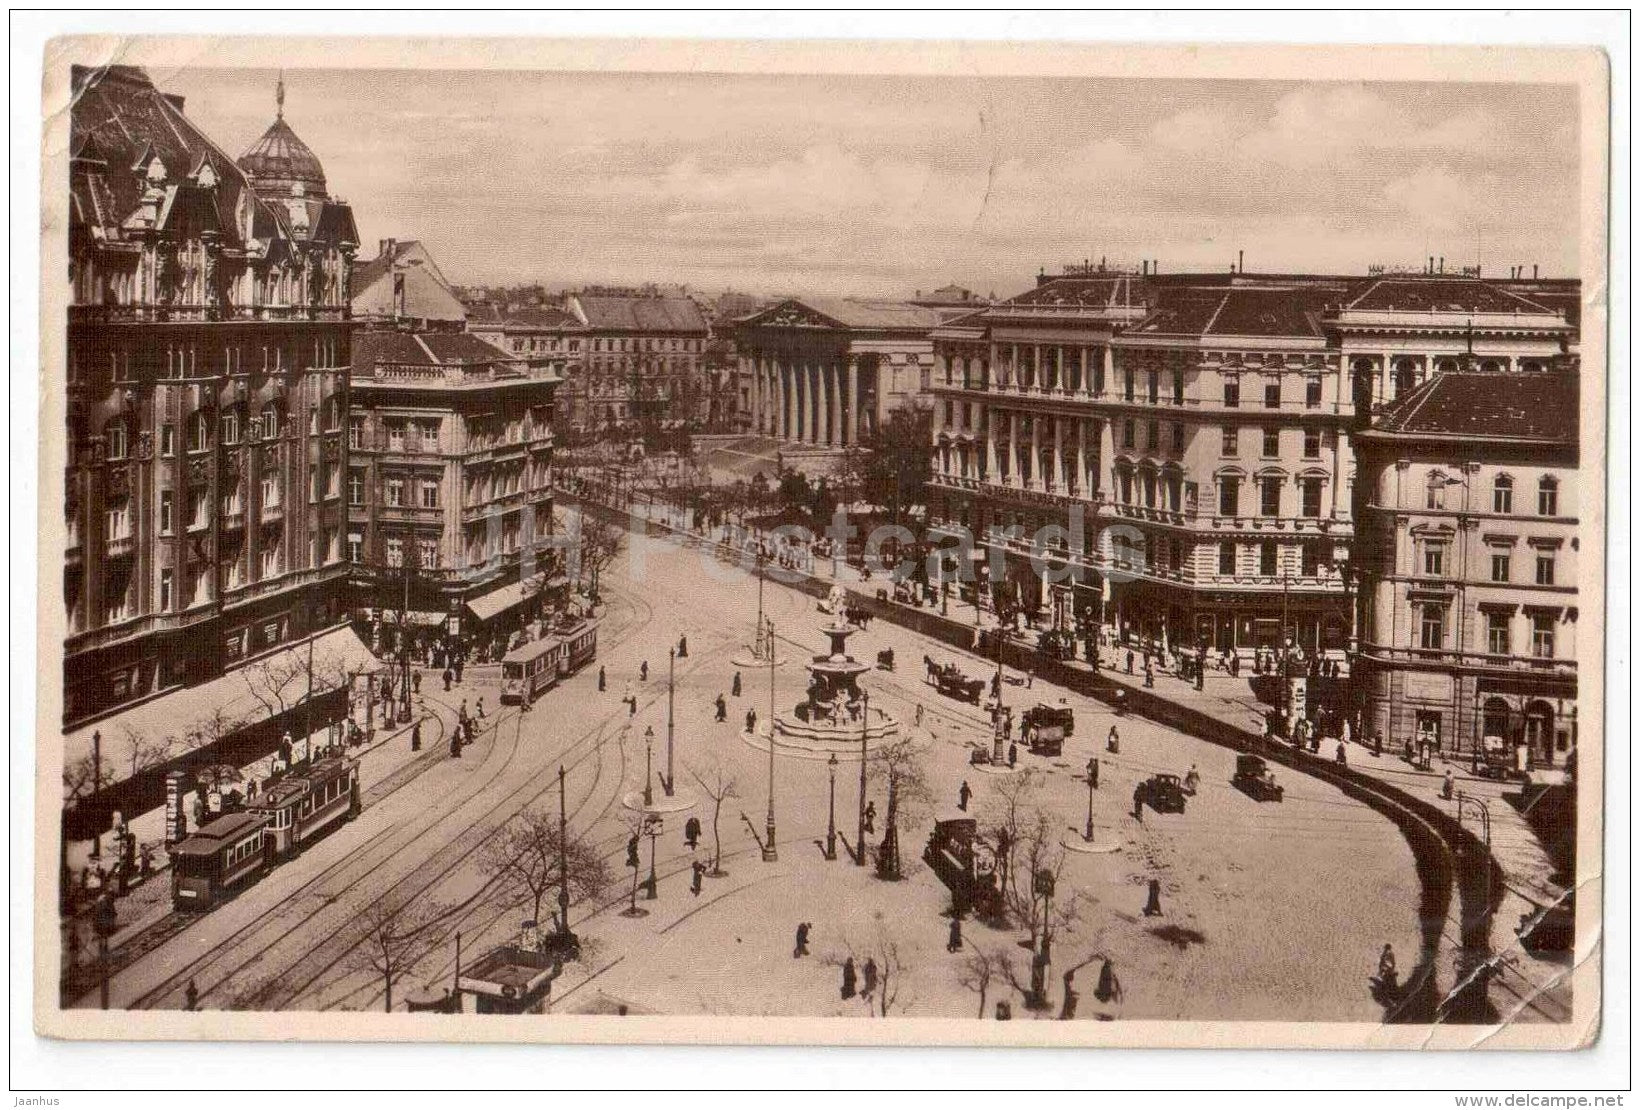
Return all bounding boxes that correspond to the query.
[552,617,598,677]
[246,755,361,858]
[171,812,272,911]
[501,636,565,705]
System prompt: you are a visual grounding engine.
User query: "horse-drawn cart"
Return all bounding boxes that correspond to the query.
[924,656,986,704]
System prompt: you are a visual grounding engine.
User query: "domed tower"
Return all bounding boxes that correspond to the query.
[237,73,328,201]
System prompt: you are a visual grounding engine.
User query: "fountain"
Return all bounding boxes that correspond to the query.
[769,590,899,754]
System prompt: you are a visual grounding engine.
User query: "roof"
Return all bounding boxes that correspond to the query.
[468,302,581,329]
[173,812,268,853]
[1370,371,1578,444]
[1126,286,1332,339]
[351,329,513,371]
[1001,275,1150,312]
[351,241,469,323]
[238,116,328,198]
[572,293,709,333]
[1344,278,1554,314]
[740,296,945,332]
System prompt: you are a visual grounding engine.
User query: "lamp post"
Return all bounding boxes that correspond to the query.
[1083,758,1098,841]
[855,689,869,867]
[825,753,839,861]
[763,621,778,862]
[642,726,655,808]
[555,764,577,952]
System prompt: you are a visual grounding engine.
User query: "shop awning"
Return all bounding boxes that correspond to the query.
[62,625,384,789]
[467,580,536,624]
[368,609,448,627]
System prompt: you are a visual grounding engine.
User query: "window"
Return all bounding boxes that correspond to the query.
[1263,379,1281,409]
[160,424,175,457]
[1221,427,1237,457]
[347,532,364,563]
[387,423,405,452]
[1303,428,1321,459]
[1218,476,1240,517]
[1172,369,1185,405]
[261,472,280,509]
[349,418,365,450]
[1147,420,1159,451]
[326,399,342,432]
[1535,550,1555,586]
[1487,611,1511,656]
[1301,543,1321,576]
[1426,480,1444,511]
[386,478,404,508]
[347,471,365,506]
[1218,541,1237,575]
[1531,613,1555,658]
[418,538,438,570]
[420,480,439,509]
[385,536,404,568]
[1147,371,1159,404]
[1420,603,1445,650]
[1261,427,1280,457]
[104,419,128,460]
[1223,376,1240,408]
[1492,474,1513,514]
[1423,541,1446,577]
[1172,423,1185,454]
[1122,420,1135,449]
[261,405,279,440]
[1259,541,1278,576]
[1305,377,1322,408]
[190,489,210,529]
[1260,476,1282,517]
[222,410,241,445]
[1490,550,1511,582]
[159,569,173,611]
[105,498,131,540]
[1537,477,1559,516]
[1301,477,1323,518]
[1123,368,1135,402]
[261,542,280,578]
[159,490,174,535]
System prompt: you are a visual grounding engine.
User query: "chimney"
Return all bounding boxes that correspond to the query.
[1438,256,1444,273]
[1238,249,1244,274]
[1534,264,1539,279]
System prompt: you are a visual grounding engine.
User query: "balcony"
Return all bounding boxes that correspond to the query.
[69,303,348,325]
[104,533,136,559]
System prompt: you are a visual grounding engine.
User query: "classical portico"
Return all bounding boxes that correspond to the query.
[732,297,946,449]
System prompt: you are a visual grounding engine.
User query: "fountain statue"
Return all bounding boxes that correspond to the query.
[769,602,898,754]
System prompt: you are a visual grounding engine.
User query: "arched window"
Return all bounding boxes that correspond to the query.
[1537,476,1559,516]
[1482,698,1511,743]
[1479,359,1503,373]
[104,418,128,460]
[1492,474,1514,514]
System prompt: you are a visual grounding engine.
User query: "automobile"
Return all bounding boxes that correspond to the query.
[1232,753,1285,802]
[1142,773,1187,814]
[1517,898,1574,954]
[1021,703,1074,757]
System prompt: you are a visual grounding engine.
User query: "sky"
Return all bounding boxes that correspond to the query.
[158,67,1580,299]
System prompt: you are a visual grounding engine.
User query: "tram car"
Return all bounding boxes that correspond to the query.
[171,812,272,911]
[246,755,360,857]
[501,636,566,704]
[1021,703,1074,757]
[922,817,1003,919]
[552,617,598,677]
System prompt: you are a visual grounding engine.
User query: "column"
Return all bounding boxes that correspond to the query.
[828,363,842,447]
[780,364,791,441]
[1331,427,1350,519]
[1053,416,1065,491]
[1029,414,1041,488]
[984,406,998,480]
[1102,345,1115,397]
[847,358,860,446]
[1010,412,1021,484]
[813,364,824,444]
[1097,418,1114,496]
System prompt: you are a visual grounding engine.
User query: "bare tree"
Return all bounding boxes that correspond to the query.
[866,736,934,881]
[978,767,1045,926]
[115,721,176,781]
[61,753,114,804]
[956,948,1005,1019]
[349,898,447,1013]
[686,754,740,876]
[480,807,612,934]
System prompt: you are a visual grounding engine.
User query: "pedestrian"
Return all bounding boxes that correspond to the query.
[685,816,701,851]
[1095,958,1122,1003]
[1026,668,1034,690]
[841,956,857,1000]
[1107,725,1120,754]
[864,801,877,835]
[476,697,486,720]
[691,860,705,898]
[412,671,422,695]
[411,721,422,752]
[914,703,924,728]
[793,922,811,958]
[640,660,649,682]
[861,957,878,1001]
[1007,742,1018,768]
[947,915,963,953]
[958,780,972,812]
[443,667,453,692]
[599,665,607,692]
[1126,650,1135,674]
[466,718,477,744]
[454,658,464,683]
[1132,782,1146,822]
[1378,943,1399,992]
[731,671,742,698]
[1144,662,1154,688]
[450,733,462,759]
[678,635,689,659]
[1060,969,1079,1020]
[746,707,758,733]
[458,699,468,723]
[1374,731,1384,758]
[1442,768,1455,800]
[1335,740,1347,765]
[184,978,199,1012]
[1144,878,1164,916]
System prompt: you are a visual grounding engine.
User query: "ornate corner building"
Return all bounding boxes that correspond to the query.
[65,65,359,726]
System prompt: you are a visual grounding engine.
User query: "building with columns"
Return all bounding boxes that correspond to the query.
[1352,371,1580,766]
[347,329,561,642]
[64,65,360,729]
[926,265,1580,659]
[731,297,949,450]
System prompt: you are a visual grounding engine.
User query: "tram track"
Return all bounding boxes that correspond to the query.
[113,586,656,1011]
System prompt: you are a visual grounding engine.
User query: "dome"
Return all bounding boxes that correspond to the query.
[238,116,327,199]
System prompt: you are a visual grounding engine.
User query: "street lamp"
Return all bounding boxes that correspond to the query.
[643,726,655,808]
[644,813,662,900]
[1083,757,1099,841]
[825,753,839,861]
[664,647,676,796]
[763,620,778,862]
[855,689,870,867]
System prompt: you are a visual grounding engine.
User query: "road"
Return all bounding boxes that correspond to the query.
[88,527,1427,1021]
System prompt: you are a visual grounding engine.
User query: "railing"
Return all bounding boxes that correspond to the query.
[69,303,348,324]
[1358,643,1578,676]
[104,533,136,558]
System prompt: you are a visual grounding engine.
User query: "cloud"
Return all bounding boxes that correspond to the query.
[1381,164,1504,231]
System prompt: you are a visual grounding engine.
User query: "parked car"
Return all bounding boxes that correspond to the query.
[1142,773,1187,814]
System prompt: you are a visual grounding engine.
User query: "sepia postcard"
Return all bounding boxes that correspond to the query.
[33,33,1609,1051]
